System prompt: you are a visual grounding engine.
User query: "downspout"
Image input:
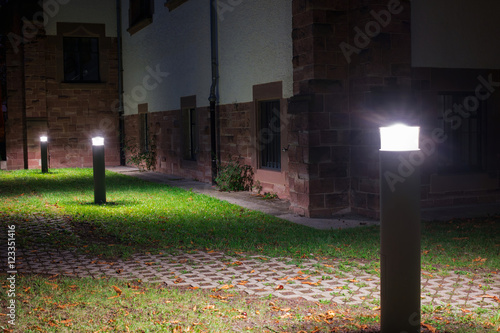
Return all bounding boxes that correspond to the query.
[116,0,126,165]
[208,0,218,184]
[16,1,28,169]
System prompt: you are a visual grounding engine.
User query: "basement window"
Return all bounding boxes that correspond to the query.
[140,113,149,153]
[438,92,487,172]
[258,100,281,170]
[182,108,197,161]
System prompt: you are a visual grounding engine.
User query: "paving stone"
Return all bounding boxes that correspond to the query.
[1,215,499,313]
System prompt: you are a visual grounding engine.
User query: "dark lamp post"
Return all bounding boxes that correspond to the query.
[379,124,421,333]
[40,136,48,173]
[92,137,106,204]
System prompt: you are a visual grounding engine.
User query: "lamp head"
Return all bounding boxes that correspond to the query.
[40,136,48,142]
[92,137,105,146]
[380,124,420,151]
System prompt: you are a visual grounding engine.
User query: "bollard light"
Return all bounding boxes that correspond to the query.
[379,124,421,333]
[92,137,106,204]
[40,136,48,173]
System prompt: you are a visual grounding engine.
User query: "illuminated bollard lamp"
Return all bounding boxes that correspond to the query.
[40,136,48,173]
[379,124,421,333]
[92,137,106,204]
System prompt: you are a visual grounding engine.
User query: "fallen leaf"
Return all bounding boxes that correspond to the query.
[112,285,122,296]
[421,322,436,332]
[302,281,321,286]
[233,314,247,319]
[478,295,500,303]
[45,282,58,289]
[238,281,248,285]
[218,284,234,290]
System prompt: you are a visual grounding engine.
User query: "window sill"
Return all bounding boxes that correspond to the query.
[59,82,107,89]
[254,168,285,185]
[127,17,153,35]
[165,0,189,11]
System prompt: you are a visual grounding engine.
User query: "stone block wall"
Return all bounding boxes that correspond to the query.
[289,0,413,218]
[124,99,292,199]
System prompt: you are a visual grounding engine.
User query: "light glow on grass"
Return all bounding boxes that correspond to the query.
[0,168,499,271]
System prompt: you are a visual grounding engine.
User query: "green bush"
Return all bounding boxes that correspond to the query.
[215,157,254,192]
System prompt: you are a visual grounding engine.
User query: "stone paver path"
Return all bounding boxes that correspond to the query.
[3,215,500,312]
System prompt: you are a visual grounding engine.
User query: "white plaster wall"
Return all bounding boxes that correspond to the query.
[121,0,293,115]
[217,0,293,103]
[412,0,500,69]
[43,0,117,37]
[121,0,212,114]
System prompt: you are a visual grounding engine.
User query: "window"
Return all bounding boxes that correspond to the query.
[182,108,197,160]
[438,93,486,172]
[63,37,100,83]
[140,113,149,153]
[164,0,189,11]
[129,0,154,32]
[258,100,281,170]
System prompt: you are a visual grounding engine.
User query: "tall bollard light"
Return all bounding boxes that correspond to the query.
[40,136,48,173]
[92,137,106,204]
[379,124,421,333]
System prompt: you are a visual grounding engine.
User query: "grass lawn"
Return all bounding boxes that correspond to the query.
[1,168,499,332]
[1,274,498,333]
[1,168,498,270]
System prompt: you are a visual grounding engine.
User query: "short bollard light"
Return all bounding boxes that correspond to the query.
[92,137,106,204]
[40,136,48,173]
[379,124,421,333]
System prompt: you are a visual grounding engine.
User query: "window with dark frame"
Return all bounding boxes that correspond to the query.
[438,92,487,172]
[129,0,154,28]
[63,37,100,83]
[182,108,197,161]
[259,100,281,170]
[140,113,149,153]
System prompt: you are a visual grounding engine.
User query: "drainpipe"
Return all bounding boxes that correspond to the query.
[116,0,126,165]
[208,0,219,184]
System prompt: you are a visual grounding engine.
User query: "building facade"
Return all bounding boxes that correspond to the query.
[1,0,499,218]
[0,0,121,170]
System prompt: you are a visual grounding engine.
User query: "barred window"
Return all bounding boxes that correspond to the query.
[259,100,281,170]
